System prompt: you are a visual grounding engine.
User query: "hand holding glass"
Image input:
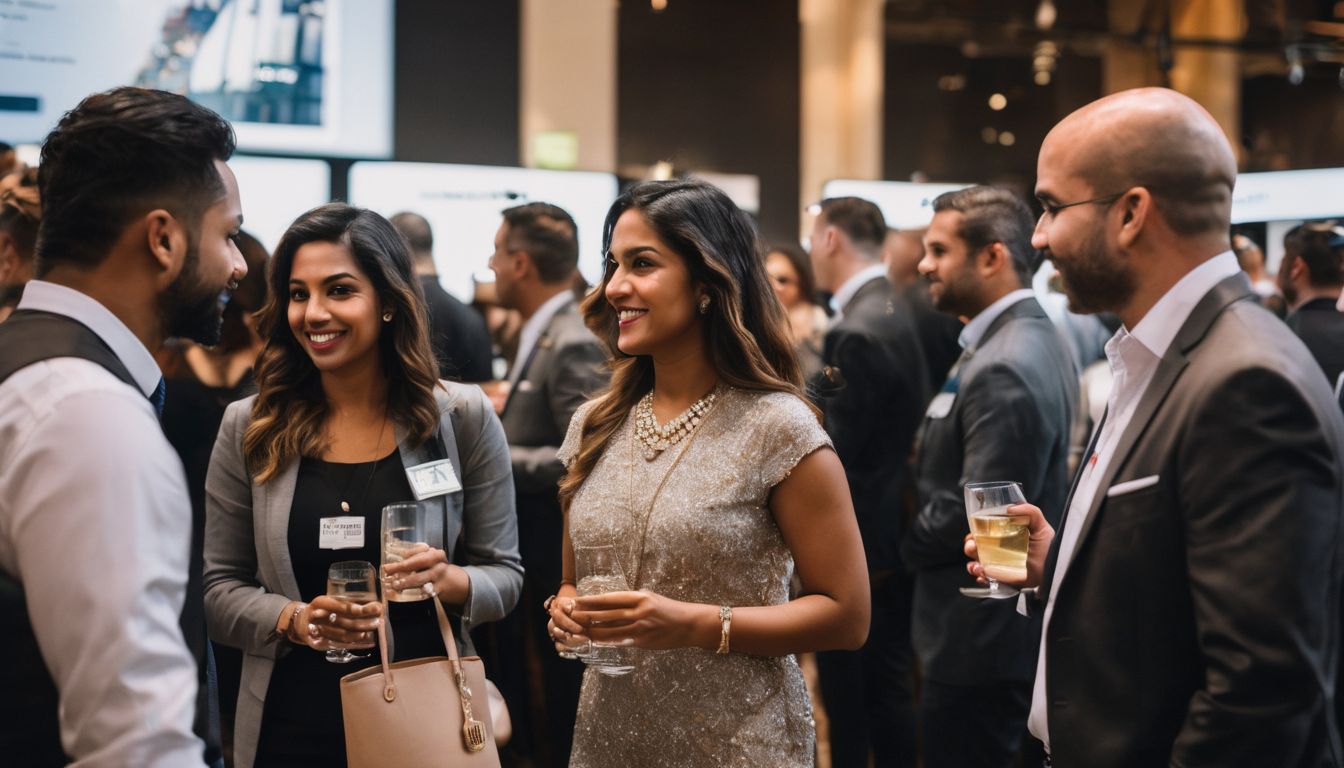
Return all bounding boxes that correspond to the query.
[573,545,636,676]
[961,481,1029,600]
[325,560,378,663]
[381,502,442,602]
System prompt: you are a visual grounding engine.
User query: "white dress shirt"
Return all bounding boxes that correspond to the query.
[508,290,574,387]
[828,263,889,321]
[0,281,203,766]
[1028,251,1241,751]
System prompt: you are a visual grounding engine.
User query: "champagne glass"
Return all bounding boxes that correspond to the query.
[573,544,636,676]
[381,502,442,602]
[325,560,378,663]
[961,481,1029,600]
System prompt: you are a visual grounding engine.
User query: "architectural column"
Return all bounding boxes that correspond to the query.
[800,0,885,228]
[1170,0,1245,162]
[519,0,617,171]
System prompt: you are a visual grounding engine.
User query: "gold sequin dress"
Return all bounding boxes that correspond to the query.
[558,388,831,767]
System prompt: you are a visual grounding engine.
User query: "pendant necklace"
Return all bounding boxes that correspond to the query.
[331,411,390,513]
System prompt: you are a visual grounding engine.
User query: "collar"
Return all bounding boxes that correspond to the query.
[1128,251,1240,359]
[16,280,163,396]
[520,290,574,343]
[958,288,1035,351]
[828,263,888,316]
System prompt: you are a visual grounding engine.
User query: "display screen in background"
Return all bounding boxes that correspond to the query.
[228,156,331,253]
[349,162,621,303]
[0,0,392,158]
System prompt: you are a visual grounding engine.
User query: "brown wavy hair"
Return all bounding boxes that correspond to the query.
[243,203,441,483]
[558,179,814,511]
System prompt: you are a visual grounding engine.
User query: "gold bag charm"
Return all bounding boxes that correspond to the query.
[453,660,488,753]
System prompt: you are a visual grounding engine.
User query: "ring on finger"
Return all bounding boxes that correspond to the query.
[422,582,437,597]
[327,612,338,624]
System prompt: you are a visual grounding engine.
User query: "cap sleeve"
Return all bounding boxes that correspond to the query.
[756,392,833,490]
[557,399,596,469]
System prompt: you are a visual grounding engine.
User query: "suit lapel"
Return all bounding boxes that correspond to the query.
[1058,273,1254,572]
[263,461,303,600]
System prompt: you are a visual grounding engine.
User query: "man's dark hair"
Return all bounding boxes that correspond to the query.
[1284,224,1344,288]
[932,185,1039,286]
[35,87,236,276]
[501,202,579,284]
[817,197,886,256]
[390,211,433,262]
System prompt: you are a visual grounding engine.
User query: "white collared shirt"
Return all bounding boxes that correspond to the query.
[0,281,203,766]
[828,263,888,321]
[958,288,1036,351]
[508,290,574,386]
[1028,251,1241,751]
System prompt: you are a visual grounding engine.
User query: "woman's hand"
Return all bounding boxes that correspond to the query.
[545,590,591,656]
[290,596,383,650]
[570,590,715,651]
[381,544,470,605]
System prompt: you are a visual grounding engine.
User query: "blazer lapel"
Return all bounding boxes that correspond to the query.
[262,461,303,600]
[1059,273,1254,571]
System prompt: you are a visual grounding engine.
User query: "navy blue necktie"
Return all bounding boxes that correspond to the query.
[150,377,166,418]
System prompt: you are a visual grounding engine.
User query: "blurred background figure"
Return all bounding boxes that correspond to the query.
[472,273,525,384]
[1278,223,1344,389]
[0,142,17,177]
[0,167,40,322]
[391,211,494,383]
[765,243,828,382]
[1233,233,1287,317]
[156,229,269,767]
[884,226,964,392]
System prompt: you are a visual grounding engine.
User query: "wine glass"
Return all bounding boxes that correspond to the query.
[381,502,442,602]
[573,544,636,676]
[325,560,378,663]
[961,481,1029,600]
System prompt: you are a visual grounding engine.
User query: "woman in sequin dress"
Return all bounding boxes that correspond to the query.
[545,180,871,767]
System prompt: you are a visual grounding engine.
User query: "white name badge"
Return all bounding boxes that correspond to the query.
[319,516,365,550]
[925,391,956,419]
[406,459,462,500]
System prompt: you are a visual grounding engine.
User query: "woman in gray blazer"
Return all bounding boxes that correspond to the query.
[204,204,522,768]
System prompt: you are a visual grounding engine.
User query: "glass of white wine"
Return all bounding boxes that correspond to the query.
[381,502,441,602]
[325,560,378,663]
[961,481,1029,600]
[573,544,636,676]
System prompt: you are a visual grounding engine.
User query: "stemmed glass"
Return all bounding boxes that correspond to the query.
[325,560,378,663]
[960,481,1029,600]
[573,544,636,676]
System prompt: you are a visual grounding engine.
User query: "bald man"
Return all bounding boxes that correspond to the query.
[967,88,1344,767]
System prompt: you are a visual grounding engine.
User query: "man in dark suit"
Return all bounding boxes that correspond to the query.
[1278,224,1344,389]
[809,196,928,768]
[484,202,605,767]
[902,186,1076,768]
[390,211,494,382]
[968,87,1344,768]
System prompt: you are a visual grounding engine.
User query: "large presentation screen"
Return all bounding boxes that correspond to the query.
[0,0,392,157]
[821,179,972,230]
[349,162,621,302]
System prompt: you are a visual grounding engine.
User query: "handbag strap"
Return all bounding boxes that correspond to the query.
[373,595,463,698]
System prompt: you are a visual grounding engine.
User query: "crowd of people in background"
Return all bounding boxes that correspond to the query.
[3,84,1344,768]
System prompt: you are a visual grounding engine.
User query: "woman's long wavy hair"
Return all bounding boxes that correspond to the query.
[243,203,441,484]
[558,179,813,511]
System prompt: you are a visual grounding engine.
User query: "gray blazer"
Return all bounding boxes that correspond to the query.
[501,296,606,494]
[203,382,523,768]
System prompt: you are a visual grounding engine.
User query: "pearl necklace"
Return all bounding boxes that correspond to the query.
[633,386,722,461]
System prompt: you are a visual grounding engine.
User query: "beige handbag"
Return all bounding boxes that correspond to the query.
[340,597,501,768]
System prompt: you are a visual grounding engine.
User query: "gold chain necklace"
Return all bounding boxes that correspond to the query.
[633,385,720,462]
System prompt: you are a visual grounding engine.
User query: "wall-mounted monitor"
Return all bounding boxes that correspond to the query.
[1231,168,1344,271]
[229,156,332,253]
[0,0,392,158]
[349,162,621,302]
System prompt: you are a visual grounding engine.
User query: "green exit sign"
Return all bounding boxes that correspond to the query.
[532,130,579,170]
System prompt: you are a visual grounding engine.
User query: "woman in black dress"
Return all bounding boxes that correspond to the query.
[204,204,523,768]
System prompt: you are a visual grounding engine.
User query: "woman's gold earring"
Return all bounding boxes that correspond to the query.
[698,295,711,315]
[382,312,393,322]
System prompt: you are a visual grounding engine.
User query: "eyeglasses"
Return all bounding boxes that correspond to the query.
[1038,192,1124,219]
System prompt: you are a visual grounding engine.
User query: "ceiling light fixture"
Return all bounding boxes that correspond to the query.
[988,93,1007,111]
[1035,0,1057,31]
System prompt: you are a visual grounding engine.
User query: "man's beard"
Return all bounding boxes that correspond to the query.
[1052,228,1137,316]
[161,244,228,346]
